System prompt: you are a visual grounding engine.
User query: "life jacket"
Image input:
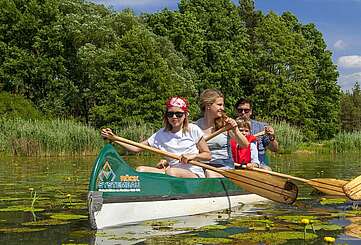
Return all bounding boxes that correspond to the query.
[230,135,257,165]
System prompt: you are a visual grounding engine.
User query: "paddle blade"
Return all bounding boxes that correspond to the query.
[223,169,298,204]
[308,178,348,196]
[343,175,361,200]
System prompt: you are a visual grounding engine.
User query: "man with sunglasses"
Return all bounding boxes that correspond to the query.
[234,98,279,167]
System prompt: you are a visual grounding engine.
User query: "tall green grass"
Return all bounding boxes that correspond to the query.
[0,118,103,156]
[272,121,304,153]
[325,131,361,153]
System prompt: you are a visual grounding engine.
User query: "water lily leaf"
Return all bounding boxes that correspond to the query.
[50,213,87,220]
[0,227,46,233]
[320,198,347,205]
[311,223,342,231]
[231,231,318,244]
[275,215,318,224]
[22,219,70,226]
[0,206,44,212]
[183,237,233,244]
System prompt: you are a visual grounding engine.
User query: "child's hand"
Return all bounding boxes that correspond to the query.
[246,162,260,169]
[156,159,169,169]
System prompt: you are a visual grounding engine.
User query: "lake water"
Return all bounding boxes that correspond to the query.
[1,149,361,244]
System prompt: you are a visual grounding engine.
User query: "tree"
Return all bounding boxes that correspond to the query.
[341,82,361,131]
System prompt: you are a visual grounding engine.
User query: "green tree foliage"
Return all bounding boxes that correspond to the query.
[341,82,361,132]
[0,92,42,119]
[145,0,251,110]
[0,0,196,127]
[0,0,341,139]
[145,1,340,139]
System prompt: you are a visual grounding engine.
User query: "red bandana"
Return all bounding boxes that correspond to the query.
[165,96,189,112]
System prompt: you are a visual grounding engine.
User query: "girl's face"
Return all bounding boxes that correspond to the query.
[239,127,250,136]
[209,97,224,118]
[166,106,186,129]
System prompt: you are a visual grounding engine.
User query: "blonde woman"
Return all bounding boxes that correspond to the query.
[195,89,248,178]
[101,96,211,178]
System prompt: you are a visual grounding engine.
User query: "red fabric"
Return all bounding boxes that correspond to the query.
[165,96,189,112]
[231,135,257,164]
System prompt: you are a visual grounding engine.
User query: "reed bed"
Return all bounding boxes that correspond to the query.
[0,118,103,156]
[110,120,156,156]
[325,131,361,153]
[272,121,304,153]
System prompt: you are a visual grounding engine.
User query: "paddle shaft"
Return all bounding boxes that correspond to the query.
[203,130,346,196]
[110,136,298,204]
[113,137,224,174]
[204,127,265,142]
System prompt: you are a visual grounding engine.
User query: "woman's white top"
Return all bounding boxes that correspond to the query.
[147,123,205,177]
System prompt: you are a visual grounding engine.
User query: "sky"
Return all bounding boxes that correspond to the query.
[89,0,361,91]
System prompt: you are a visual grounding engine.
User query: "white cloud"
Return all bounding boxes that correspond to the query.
[337,55,361,68]
[338,72,361,91]
[333,40,347,50]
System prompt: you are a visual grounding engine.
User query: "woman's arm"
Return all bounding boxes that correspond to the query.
[101,128,146,153]
[181,137,211,163]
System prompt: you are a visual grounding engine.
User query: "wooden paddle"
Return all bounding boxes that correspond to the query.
[109,136,298,205]
[248,168,348,197]
[343,175,361,200]
[204,126,265,141]
[204,128,347,197]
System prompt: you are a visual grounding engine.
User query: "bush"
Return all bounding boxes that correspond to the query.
[0,92,42,120]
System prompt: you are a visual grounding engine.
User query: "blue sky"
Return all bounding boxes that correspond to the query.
[89,0,361,91]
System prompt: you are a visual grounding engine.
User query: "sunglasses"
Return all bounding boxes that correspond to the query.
[237,108,251,113]
[239,128,250,133]
[166,111,185,118]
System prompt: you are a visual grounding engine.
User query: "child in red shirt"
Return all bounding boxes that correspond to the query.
[230,120,260,169]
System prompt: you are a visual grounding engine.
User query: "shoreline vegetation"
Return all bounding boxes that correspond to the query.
[1,118,361,157]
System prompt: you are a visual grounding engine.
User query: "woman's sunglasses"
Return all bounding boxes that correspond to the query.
[166,111,185,118]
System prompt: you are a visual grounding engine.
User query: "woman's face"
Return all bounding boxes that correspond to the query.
[166,106,186,129]
[209,97,224,118]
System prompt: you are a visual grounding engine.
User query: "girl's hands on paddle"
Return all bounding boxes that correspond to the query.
[180,154,197,164]
[101,128,116,141]
[224,117,238,130]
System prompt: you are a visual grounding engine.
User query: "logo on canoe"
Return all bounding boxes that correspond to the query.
[97,159,140,192]
[98,160,116,182]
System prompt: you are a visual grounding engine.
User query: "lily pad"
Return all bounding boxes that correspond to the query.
[50,213,87,220]
[275,215,318,224]
[183,237,233,244]
[311,223,342,231]
[320,198,347,205]
[22,219,70,226]
[231,231,318,244]
[0,227,46,233]
[0,206,44,212]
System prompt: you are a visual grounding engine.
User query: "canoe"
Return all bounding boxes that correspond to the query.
[88,144,267,229]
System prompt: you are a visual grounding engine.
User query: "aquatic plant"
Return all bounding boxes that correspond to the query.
[319,198,347,205]
[324,236,336,243]
[0,118,103,156]
[324,131,361,153]
[67,194,72,205]
[301,218,315,240]
[272,121,304,153]
[50,213,88,220]
[231,231,318,244]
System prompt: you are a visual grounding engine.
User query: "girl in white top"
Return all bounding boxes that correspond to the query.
[101,97,211,178]
[196,89,249,178]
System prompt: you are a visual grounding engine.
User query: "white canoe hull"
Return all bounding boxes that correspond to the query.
[91,193,267,229]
